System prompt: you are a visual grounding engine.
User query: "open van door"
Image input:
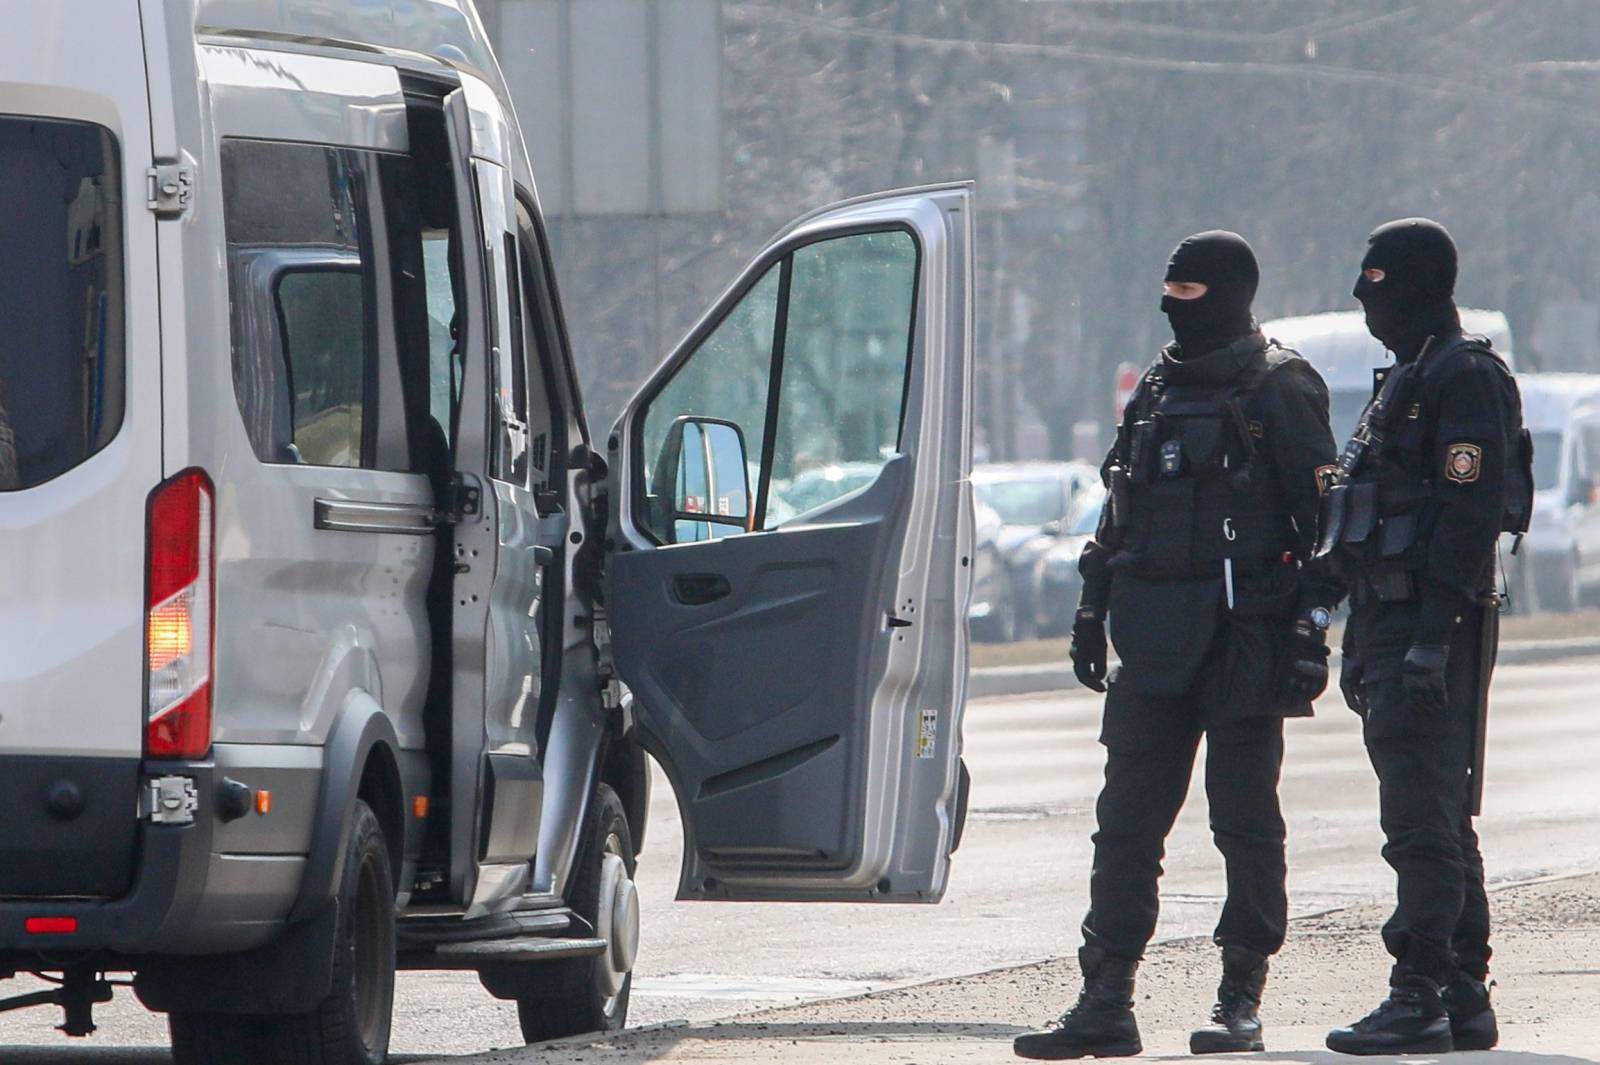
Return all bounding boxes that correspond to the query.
[607,184,974,902]
[441,82,547,915]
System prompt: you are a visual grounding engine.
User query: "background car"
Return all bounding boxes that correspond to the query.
[972,461,1099,639]
[969,498,1014,642]
[1508,373,1600,612]
[1030,482,1107,636]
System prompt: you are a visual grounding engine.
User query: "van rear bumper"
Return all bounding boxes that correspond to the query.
[0,813,203,956]
[0,747,320,962]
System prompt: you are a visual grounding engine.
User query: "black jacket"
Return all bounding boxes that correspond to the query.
[1077,332,1338,715]
[1336,325,1522,669]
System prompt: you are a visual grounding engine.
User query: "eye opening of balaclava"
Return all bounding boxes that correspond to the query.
[1352,217,1458,353]
[1161,230,1259,358]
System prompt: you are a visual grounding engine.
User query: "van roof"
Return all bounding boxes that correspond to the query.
[194,0,497,76]
[1260,308,1515,393]
[1513,372,1600,431]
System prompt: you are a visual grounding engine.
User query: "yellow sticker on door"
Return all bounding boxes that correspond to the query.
[917,709,939,759]
[1446,442,1483,484]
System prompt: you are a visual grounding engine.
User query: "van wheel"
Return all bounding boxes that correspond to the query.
[515,784,637,1043]
[171,801,397,1065]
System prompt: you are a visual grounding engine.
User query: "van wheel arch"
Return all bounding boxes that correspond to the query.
[289,695,403,923]
[601,732,650,856]
[356,743,406,893]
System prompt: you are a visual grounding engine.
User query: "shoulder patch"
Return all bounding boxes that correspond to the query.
[1446,442,1483,484]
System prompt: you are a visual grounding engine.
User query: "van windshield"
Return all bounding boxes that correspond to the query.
[0,116,123,491]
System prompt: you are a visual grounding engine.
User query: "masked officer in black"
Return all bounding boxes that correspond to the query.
[1322,219,1526,1055]
[1014,232,1339,1060]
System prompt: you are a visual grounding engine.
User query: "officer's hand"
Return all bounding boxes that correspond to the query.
[1402,643,1450,715]
[1285,619,1330,702]
[1339,656,1367,716]
[1069,609,1108,693]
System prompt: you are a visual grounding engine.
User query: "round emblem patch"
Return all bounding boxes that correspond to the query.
[1446,442,1483,484]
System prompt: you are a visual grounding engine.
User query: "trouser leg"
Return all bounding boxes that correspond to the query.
[1083,688,1201,961]
[1453,811,1492,978]
[1205,716,1288,957]
[1363,672,1474,985]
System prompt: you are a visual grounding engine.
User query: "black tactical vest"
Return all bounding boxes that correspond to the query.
[1114,345,1297,581]
[1318,333,1529,584]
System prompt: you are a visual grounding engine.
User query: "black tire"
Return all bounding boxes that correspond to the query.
[172,801,397,1065]
[515,783,636,1043]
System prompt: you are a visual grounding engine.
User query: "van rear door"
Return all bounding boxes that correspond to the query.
[0,5,163,897]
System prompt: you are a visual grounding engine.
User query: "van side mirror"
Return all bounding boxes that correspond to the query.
[651,416,751,543]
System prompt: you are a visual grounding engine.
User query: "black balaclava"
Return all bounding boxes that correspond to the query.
[1161,230,1259,358]
[1353,217,1459,361]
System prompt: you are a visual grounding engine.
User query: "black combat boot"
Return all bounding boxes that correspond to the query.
[1189,946,1267,1053]
[1441,974,1498,1051]
[1325,975,1454,1055]
[1014,947,1142,1059]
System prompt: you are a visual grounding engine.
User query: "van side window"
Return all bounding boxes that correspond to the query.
[421,233,458,436]
[0,116,124,492]
[632,227,919,543]
[514,200,571,502]
[763,230,917,526]
[222,138,411,471]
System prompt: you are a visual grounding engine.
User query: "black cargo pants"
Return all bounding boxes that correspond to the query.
[1081,678,1289,962]
[1356,607,1492,985]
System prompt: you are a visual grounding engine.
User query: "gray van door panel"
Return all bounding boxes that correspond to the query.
[203,46,432,753]
[608,185,974,903]
[442,90,544,914]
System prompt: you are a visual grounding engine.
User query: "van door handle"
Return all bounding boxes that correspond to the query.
[314,498,437,535]
[672,573,731,606]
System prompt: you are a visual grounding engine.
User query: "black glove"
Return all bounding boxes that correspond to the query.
[1284,617,1330,702]
[1402,643,1450,716]
[1339,655,1367,716]
[1069,608,1108,692]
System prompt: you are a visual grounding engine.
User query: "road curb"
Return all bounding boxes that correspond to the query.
[969,635,1600,699]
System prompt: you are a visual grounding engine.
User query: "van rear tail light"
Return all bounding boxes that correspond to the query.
[145,470,215,760]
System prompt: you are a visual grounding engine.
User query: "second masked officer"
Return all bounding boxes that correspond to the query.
[1015,232,1340,1060]
[1322,219,1528,1055]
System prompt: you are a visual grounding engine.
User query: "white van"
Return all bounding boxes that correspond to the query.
[1507,373,1600,611]
[1261,308,1515,441]
[0,4,974,1063]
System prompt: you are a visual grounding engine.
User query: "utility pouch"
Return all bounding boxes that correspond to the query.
[1317,483,1349,557]
[1368,570,1416,603]
[1378,512,1417,558]
[1129,420,1159,483]
[1343,482,1379,544]
[1107,466,1132,539]
[1503,426,1535,536]
[1143,479,1197,577]
[1173,414,1227,473]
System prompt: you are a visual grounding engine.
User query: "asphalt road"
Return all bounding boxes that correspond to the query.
[6,657,1600,1062]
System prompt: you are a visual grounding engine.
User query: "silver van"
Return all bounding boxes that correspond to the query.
[1508,373,1600,611]
[1261,308,1515,441]
[0,3,974,1063]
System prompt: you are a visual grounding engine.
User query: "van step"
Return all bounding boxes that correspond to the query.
[410,936,608,970]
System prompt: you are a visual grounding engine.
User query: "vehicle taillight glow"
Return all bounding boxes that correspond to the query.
[145,470,215,760]
[25,917,78,935]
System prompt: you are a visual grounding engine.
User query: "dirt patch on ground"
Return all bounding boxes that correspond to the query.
[450,873,1600,1062]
